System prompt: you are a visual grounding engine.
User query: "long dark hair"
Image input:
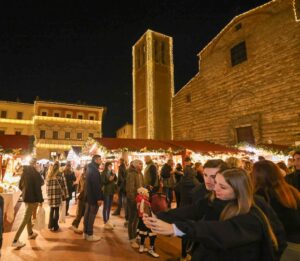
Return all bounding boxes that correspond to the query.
[103,161,112,172]
[253,160,300,209]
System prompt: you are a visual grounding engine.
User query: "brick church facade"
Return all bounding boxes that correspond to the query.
[172,0,300,146]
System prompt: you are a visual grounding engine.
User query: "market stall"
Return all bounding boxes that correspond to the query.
[0,135,34,223]
[168,140,245,164]
[81,137,182,172]
[79,137,246,172]
[236,143,293,163]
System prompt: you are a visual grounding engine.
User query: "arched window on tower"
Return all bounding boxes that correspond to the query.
[294,0,300,21]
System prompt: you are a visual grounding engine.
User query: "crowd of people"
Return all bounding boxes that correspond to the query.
[2,150,300,260]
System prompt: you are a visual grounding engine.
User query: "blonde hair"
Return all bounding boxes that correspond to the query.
[47,162,60,180]
[217,168,253,221]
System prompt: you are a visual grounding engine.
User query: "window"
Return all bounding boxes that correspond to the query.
[236,126,255,144]
[40,130,46,139]
[161,42,165,64]
[77,133,83,140]
[41,111,47,116]
[295,0,300,21]
[137,48,141,68]
[235,23,242,31]
[54,112,60,117]
[88,133,94,138]
[231,41,247,66]
[0,130,5,135]
[142,44,146,65]
[16,112,23,119]
[186,94,191,103]
[89,116,95,120]
[0,111,7,118]
[66,114,72,118]
[154,40,159,63]
[53,131,58,139]
[78,114,83,119]
[65,132,71,139]
[15,131,22,135]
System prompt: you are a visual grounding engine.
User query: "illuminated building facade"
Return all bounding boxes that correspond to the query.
[0,100,105,159]
[132,30,174,140]
[0,101,34,136]
[172,0,300,146]
[116,123,133,139]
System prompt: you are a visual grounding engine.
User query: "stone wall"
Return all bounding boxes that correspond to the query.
[173,0,300,146]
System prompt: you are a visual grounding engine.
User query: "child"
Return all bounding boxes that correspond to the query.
[136,187,159,258]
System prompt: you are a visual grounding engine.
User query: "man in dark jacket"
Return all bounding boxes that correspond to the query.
[285,151,300,191]
[144,156,159,193]
[83,154,103,242]
[112,158,127,216]
[12,158,44,249]
[192,159,228,203]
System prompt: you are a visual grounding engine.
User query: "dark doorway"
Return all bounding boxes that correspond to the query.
[236,126,255,144]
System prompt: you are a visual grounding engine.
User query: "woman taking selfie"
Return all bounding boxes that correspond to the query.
[143,168,286,261]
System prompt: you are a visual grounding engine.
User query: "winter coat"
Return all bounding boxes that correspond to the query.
[158,196,287,261]
[63,169,76,197]
[136,194,151,218]
[85,161,103,205]
[256,188,300,243]
[19,165,44,203]
[77,172,87,201]
[101,170,117,196]
[144,161,159,188]
[117,163,127,193]
[285,170,300,191]
[46,172,69,207]
[126,165,144,201]
[160,163,175,188]
[178,171,200,206]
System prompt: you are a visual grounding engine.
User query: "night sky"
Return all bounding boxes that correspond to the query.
[0,0,269,137]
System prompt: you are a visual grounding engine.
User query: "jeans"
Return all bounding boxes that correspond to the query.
[14,202,38,241]
[72,199,85,228]
[127,198,138,240]
[123,196,129,220]
[103,195,113,224]
[163,187,174,208]
[114,190,123,213]
[66,197,71,215]
[83,203,99,236]
[49,207,59,230]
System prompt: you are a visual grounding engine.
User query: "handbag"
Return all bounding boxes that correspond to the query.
[150,192,168,214]
[59,201,66,223]
[35,206,46,230]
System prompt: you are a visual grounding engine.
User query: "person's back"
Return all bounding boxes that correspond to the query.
[20,165,43,203]
[180,170,199,206]
[85,161,102,205]
[257,189,300,243]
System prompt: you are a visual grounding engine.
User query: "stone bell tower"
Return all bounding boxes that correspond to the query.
[132,29,174,140]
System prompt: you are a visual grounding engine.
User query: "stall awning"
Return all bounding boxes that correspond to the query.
[93,137,242,154]
[168,140,242,154]
[94,137,181,152]
[0,135,33,151]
